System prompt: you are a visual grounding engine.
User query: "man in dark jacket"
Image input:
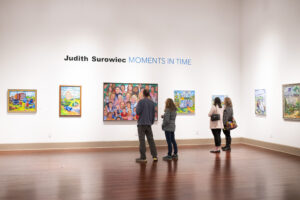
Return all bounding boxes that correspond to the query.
[135,89,158,163]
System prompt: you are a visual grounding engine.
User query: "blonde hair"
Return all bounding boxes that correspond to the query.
[224,97,232,107]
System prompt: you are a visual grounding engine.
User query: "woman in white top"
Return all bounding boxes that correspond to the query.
[208,97,224,153]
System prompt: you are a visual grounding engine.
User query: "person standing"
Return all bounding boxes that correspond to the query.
[161,98,178,161]
[208,97,224,153]
[136,89,158,163]
[222,97,233,151]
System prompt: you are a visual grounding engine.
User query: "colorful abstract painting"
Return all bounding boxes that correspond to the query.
[60,86,81,117]
[283,83,300,120]
[8,89,37,113]
[255,89,266,116]
[103,83,158,121]
[174,90,195,114]
[212,95,227,106]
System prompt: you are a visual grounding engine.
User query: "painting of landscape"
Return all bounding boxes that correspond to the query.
[8,89,37,113]
[174,90,195,114]
[60,86,81,117]
[212,95,227,106]
[255,89,266,116]
[283,83,300,120]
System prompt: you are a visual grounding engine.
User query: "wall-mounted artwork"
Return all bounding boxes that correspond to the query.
[103,83,158,121]
[212,95,227,106]
[283,83,300,120]
[255,89,266,116]
[60,85,81,117]
[174,90,195,114]
[8,89,37,113]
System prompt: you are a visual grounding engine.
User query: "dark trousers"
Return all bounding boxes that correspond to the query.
[222,129,231,147]
[138,125,157,159]
[165,131,178,156]
[211,129,221,147]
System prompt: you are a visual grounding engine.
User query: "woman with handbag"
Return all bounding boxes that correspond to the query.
[161,98,178,161]
[222,97,234,151]
[208,97,224,153]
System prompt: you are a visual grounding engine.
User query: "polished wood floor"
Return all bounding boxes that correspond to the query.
[0,144,299,200]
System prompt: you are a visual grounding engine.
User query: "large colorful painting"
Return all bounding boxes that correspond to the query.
[8,89,37,113]
[255,89,266,116]
[174,90,195,114]
[283,83,300,120]
[212,95,227,106]
[103,83,158,121]
[60,85,81,117]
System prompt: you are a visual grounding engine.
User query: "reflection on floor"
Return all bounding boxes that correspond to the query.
[0,144,299,200]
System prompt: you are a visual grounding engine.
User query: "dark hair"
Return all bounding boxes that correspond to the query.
[214,97,222,108]
[165,98,177,112]
[143,89,150,97]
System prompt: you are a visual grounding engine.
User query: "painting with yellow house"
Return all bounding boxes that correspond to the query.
[174,90,195,114]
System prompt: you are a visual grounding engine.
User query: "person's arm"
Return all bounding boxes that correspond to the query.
[151,104,155,124]
[223,109,228,125]
[163,110,171,126]
[136,100,143,115]
[208,106,215,117]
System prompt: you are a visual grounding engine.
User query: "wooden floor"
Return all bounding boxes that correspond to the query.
[0,144,300,200]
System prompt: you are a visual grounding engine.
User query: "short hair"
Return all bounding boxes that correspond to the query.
[143,89,150,97]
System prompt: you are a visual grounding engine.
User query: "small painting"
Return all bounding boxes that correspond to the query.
[8,89,37,113]
[60,85,81,117]
[283,83,300,120]
[255,89,266,116]
[174,90,195,114]
[103,83,158,121]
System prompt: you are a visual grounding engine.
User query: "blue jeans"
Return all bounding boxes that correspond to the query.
[165,131,178,156]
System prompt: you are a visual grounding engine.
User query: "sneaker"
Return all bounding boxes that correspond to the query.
[136,158,147,163]
[172,154,178,160]
[210,150,221,153]
[223,146,231,151]
[163,156,172,161]
[153,157,158,162]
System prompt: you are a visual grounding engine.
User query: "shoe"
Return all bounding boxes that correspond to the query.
[172,154,178,160]
[221,146,227,150]
[153,157,158,162]
[136,158,147,163]
[223,146,231,151]
[163,156,172,161]
[210,150,221,153]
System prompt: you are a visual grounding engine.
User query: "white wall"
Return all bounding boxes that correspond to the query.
[241,0,300,147]
[0,0,242,143]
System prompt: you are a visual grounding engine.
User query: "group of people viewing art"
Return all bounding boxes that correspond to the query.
[135,89,235,163]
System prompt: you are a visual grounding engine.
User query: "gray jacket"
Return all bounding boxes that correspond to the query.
[136,98,155,125]
[223,106,233,125]
[162,109,177,132]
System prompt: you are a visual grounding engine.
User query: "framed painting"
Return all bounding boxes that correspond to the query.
[8,89,37,113]
[59,85,82,117]
[212,95,227,106]
[103,83,158,121]
[282,83,300,120]
[174,90,195,114]
[255,89,266,116]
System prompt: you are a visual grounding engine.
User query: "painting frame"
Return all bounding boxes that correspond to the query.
[103,82,158,121]
[174,90,195,114]
[282,83,300,121]
[59,85,82,117]
[255,89,266,116]
[7,89,37,113]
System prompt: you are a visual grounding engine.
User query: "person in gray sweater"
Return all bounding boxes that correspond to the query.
[161,98,178,161]
[135,89,158,163]
[222,97,234,151]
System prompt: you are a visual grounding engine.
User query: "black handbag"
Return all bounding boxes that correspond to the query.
[211,114,220,121]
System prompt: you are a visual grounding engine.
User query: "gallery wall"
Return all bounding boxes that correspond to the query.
[0,0,242,144]
[240,0,300,148]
